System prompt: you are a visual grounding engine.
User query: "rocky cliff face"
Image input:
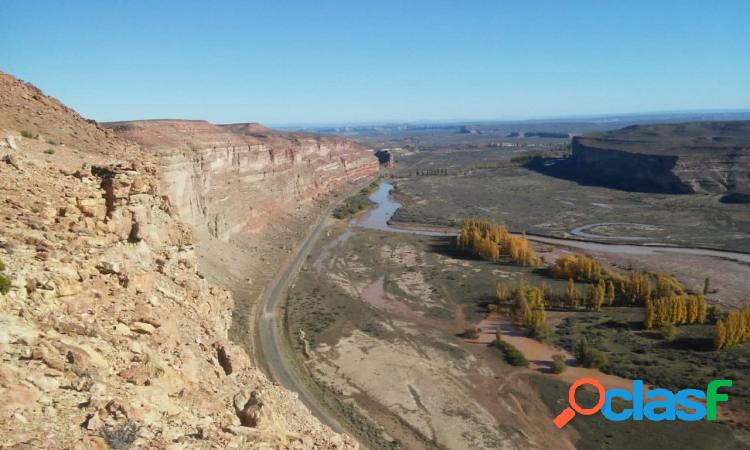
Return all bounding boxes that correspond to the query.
[569,121,750,197]
[0,71,357,448]
[108,120,378,241]
[107,119,379,359]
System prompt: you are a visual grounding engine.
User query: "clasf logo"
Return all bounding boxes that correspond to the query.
[553,378,732,428]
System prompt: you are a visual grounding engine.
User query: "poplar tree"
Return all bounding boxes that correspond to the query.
[606,280,616,305]
[566,278,580,309]
[592,280,606,311]
[714,319,727,350]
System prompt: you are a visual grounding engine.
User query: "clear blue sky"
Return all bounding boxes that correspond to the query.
[2,1,748,125]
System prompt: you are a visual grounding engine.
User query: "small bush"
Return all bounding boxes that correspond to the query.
[20,130,38,139]
[100,421,140,450]
[43,148,55,155]
[0,260,9,295]
[0,274,11,295]
[491,337,529,367]
[462,327,481,339]
[552,354,567,374]
[332,194,374,219]
[575,337,608,368]
[659,322,676,341]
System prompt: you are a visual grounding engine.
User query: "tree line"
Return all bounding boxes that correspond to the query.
[644,295,708,329]
[414,168,449,176]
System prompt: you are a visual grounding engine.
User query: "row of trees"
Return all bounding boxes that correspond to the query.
[498,278,616,313]
[549,255,687,307]
[714,305,750,350]
[644,295,708,329]
[551,254,604,282]
[415,168,449,176]
[456,219,539,266]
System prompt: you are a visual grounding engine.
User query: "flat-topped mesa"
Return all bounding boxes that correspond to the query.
[569,121,750,198]
[108,119,379,241]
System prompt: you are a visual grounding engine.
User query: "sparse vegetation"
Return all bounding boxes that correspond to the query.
[20,130,39,139]
[574,336,607,368]
[43,148,55,154]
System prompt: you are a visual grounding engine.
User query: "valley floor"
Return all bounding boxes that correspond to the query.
[283,181,750,450]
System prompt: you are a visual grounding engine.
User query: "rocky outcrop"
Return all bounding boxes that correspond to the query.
[0,70,357,448]
[568,121,750,197]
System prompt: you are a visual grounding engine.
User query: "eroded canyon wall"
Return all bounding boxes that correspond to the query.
[109,120,378,241]
[0,71,357,448]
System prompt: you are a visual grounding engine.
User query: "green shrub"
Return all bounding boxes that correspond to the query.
[491,337,529,367]
[332,194,374,219]
[0,260,9,294]
[575,336,608,368]
[0,274,11,295]
[659,322,676,341]
[552,354,567,374]
[462,327,481,339]
[100,421,140,450]
[20,130,38,139]
[43,148,55,155]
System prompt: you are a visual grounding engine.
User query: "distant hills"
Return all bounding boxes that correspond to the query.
[285,111,750,136]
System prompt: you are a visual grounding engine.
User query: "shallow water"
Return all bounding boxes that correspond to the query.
[354,182,453,237]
